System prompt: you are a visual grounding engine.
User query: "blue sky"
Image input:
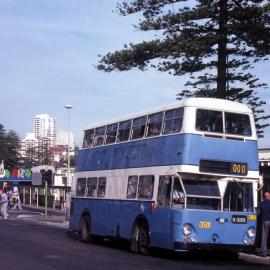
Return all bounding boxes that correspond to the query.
[0,0,269,147]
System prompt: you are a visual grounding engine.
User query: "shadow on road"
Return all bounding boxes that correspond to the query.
[66,232,266,266]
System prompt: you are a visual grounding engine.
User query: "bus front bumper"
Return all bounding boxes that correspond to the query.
[173,242,254,253]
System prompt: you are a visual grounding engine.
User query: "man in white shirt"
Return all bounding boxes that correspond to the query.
[0,190,9,220]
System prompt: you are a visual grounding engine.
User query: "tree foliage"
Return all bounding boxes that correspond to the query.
[97,0,270,137]
[23,138,54,168]
[0,124,22,168]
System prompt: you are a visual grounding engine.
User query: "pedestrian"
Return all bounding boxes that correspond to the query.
[0,189,9,220]
[7,190,12,210]
[12,190,22,210]
[258,192,270,257]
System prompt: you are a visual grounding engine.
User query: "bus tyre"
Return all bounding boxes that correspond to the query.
[138,223,149,255]
[80,215,92,243]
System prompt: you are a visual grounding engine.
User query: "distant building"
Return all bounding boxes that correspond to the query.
[259,148,270,192]
[56,131,75,148]
[54,167,75,187]
[34,114,58,146]
[20,133,38,157]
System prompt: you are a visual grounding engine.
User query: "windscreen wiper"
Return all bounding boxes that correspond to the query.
[232,178,247,194]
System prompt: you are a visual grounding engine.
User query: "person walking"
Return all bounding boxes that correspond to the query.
[12,190,22,210]
[259,192,270,257]
[0,189,9,220]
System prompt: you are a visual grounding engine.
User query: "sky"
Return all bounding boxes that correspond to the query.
[0,0,269,148]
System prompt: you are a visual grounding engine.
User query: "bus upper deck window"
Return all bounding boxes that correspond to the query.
[83,129,94,148]
[225,112,251,136]
[131,116,147,140]
[163,108,183,135]
[146,112,163,137]
[117,120,131,142]
[94,126,106,146]
[196,109,223,133]
[105,123,118,144]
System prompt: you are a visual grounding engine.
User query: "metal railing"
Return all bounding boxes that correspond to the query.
[18,186,71,210]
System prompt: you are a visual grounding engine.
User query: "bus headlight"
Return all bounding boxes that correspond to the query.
[247,227,255,238]
[182,224,192,236]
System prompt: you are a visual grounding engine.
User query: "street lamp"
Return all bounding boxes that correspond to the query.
[64,105,73,187]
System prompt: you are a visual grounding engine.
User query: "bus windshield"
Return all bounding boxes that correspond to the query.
[223,181,253,212]
[181,179,221,211]
[175,178,254,212]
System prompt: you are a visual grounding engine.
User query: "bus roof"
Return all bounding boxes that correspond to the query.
[84,98,253,131]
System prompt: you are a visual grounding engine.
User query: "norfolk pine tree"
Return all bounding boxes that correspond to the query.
[0,124,22,168]
[97,0,270,137]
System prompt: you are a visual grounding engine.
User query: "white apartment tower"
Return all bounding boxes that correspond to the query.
[34,114,58,146]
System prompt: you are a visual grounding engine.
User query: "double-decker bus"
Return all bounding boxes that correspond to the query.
[69,98,258,254]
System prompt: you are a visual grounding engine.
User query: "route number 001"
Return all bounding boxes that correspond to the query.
[232,163,247,175]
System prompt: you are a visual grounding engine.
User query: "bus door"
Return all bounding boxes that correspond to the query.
[150,175,174,249]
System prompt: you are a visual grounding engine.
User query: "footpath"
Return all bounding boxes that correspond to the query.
[15,205,68,229]
[12,205,270,266]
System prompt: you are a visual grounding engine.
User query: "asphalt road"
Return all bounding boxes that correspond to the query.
[0,211,269,270]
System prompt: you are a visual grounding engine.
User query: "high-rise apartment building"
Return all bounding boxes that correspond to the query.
[34,114,58,146]
[56,131,75,148]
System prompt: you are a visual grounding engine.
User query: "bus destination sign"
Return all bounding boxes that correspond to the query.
[200,160,248,176]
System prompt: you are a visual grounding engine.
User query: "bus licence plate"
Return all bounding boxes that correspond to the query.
[232,215,247,224]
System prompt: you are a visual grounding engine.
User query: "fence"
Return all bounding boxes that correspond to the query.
[18,186,71,210]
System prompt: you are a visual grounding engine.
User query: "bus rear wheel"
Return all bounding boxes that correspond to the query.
[80,215,92,243]
[138,223,149,255]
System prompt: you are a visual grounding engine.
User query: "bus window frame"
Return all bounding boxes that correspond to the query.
[86,177,98,197]
[146,112,164,138]
[162,108,184,135]
[93,126,106,147]
[157,175,173,207]
[83,129,95,148]
[76,178,86,197]
[224,112,252,137]
[126,175,139,199]
[105,123,119,145]
[97,177,107,198]
[196,109,223,134]
[138,175,155,200]
[195,108,252,137]
[117,120,132,142]
[131,116,147,140]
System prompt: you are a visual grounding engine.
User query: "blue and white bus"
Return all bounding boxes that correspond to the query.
[69,98,258,254]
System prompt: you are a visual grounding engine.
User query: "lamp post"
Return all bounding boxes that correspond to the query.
[64,105,73,187]
[44,165,48,219]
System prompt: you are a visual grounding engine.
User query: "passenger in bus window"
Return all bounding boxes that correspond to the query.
[173,190,184,204]
[144,186,153,199]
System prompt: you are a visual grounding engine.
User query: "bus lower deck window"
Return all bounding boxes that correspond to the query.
[138,175,154,199]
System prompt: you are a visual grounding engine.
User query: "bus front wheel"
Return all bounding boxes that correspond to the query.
[80,215,92,243]
[138,223,149,255]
